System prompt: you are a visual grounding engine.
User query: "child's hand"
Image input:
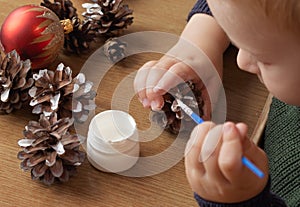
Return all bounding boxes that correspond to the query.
[133,41,221,115]
[134,14,230,113]
[185,122,269,203]
[133,53,200,111]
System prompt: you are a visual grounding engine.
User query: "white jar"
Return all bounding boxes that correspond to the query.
[87,110,140,173]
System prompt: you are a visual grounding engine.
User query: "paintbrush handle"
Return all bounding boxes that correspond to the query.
[242,156,264,178]
[191,112,204,124]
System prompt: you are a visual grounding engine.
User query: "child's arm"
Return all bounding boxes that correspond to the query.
[182,13,229,79]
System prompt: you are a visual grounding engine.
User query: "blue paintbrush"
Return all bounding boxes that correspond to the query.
[176,99,264,178]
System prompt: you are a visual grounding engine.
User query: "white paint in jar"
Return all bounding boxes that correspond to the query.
[87,110,140,173]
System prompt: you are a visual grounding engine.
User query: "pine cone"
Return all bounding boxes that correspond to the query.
[0,47,34,114]
[41,0,77,20]
[29,63,96,123]
[103,37,127,62]
[64,16,95,54]
[17,113,85,185]
[151,81,205,134]
[41,0,95,53]
[82,0,134,36]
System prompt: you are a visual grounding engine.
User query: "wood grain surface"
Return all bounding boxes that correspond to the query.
[0,1,269,206]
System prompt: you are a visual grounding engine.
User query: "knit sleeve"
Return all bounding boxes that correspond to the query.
[193,178,287,207]
[264,97,300,206]
[187,0,212,21]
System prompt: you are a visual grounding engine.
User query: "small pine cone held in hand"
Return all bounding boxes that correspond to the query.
[0,46,34,114]
[82,0,133,36]
[151,81,209,135]
[29,63,96,123]
[17,113,85,185]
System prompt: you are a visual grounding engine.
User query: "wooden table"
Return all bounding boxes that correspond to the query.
[0,0,270,206]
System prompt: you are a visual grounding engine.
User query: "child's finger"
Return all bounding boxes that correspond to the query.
[145,66,166,95]
[154,62,199,95]
[185,122,216,176]
[235,123,252,151]
[218,122,244,183]
[134,61,157,106]
[144,58,179,110]
[235,123,248,138]
[149,96,165,111]
[200,124,228,183]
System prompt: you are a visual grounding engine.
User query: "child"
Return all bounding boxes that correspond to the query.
[134,0,299,206]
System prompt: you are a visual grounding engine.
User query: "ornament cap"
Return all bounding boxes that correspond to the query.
[60,19,74,34]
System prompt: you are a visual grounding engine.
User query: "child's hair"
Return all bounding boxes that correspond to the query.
[225,0,300,35]
[259,0,300,33]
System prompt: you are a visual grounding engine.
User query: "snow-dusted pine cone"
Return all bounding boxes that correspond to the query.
[151,81,205,134]
[41,0,95,53]
[103,37,127,62]
[82,0,133,36]
[17,112,85,185]
[29,63,96,123]
[0,46,34,113]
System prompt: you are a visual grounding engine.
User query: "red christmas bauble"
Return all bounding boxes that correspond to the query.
[0,5,64,69]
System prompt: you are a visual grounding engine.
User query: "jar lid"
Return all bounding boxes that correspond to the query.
[87,110,139,153]
[90,110,137,143]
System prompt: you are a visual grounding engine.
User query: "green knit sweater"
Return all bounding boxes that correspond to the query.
[264,97,300,206]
